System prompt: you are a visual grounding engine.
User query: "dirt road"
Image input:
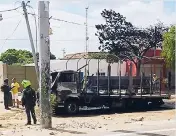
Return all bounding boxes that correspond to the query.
[0,94,175,136]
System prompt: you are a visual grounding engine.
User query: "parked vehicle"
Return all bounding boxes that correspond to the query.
[50,69,170,115]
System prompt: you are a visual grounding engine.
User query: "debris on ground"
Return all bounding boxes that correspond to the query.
[131,117,144,122]
[0,94,175,136]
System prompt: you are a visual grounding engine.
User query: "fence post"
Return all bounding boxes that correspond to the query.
[150,64,153,95]
[107,63,111,96]
[128,62,133,95]
[97,59,100,95]
[140,72,143,97]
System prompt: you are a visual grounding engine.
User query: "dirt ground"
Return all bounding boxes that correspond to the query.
[0,95,175,136]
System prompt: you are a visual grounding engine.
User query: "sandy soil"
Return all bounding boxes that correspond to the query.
[0,95,175,136]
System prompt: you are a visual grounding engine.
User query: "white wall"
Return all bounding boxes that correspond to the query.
[50,59,126,76]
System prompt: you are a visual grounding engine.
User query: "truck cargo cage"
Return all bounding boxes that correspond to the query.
[79,56,171,99]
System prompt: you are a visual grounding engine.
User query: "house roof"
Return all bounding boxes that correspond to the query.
[62,52,102,59]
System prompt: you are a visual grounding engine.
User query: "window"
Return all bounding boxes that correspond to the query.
[96,72,105,76]
[59,72,76,82]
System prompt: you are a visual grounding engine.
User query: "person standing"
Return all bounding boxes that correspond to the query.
[21,80,37,125]
[11,78,20,108]
[1,78,11,110]
[153,74,159,91]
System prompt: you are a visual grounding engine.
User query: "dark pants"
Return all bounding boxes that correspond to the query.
[25,105,37,123]
[4,94,9,109]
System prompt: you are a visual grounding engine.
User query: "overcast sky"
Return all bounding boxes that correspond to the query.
[0,0,175,58]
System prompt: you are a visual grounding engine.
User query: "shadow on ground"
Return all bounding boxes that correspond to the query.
[112,130,168,136]
[53,100,175,118]
[49,127,86,135]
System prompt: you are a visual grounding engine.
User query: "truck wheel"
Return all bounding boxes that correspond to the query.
[65,101,79,115]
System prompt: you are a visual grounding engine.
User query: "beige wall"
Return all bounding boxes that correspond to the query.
[0,64,38,90]
[25,66,38,90]
[0,63,5,86]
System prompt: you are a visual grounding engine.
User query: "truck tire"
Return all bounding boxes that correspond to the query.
[64,101,79,115]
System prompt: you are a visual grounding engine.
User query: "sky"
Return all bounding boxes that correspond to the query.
[0,0,175,58]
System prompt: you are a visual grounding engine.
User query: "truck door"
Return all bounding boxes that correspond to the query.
[57,72,77,93]
[82,76,100,106]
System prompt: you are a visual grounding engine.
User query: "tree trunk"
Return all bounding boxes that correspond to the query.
[136,60,141,77]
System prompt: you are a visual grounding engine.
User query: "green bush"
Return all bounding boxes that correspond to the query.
[50,93,57,114]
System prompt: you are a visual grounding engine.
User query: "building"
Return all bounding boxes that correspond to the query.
[26,59,127,76]
[0,49,174,91]
[60,50,167,77]
[26,49,170,78]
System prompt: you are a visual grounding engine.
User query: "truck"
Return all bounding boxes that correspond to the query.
[50,69,170,115]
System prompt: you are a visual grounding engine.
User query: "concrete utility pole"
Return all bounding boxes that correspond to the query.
[38,1,52,128]
[22,1,39,82]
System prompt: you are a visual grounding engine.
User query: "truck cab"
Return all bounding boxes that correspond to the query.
[51,70,105,114]
[51,70,84,114]
[52,70,82,92]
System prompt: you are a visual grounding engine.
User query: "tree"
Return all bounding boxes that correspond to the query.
[0,49,57,65]
[95,9,168,76]
[50,52,56,60]
[0,49,33,65]
[89,52,119,63]
[36,52,56,61]
[162,26,175,69]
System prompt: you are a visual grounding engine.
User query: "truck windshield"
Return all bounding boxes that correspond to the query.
[59,72,76,82]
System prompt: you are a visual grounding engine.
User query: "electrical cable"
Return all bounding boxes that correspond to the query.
[51,17,95,28]
[0,38,97,42]
[51,17,84,26]
[0,19,22,51]
[0,6,21,13]
[27,12,95,28]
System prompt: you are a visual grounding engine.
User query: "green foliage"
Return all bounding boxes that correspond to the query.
[50,93,57,106]
[89,52,120,63]
[50,93,57,114]
[0,49,33,65]
[95,9,168,75]
[36,52,56,61]
[88,52,108,59]
[50,53,56,60]
[162,26,175,69]
[0,49,57,65]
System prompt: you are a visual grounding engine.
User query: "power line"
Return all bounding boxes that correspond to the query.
[51,17,95,28]
[51,17,83,26]
[0,19,22,51]
[0,38,97,42]
[27,12,95,28]
[0,4,95,28]
[0,6,21,13]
